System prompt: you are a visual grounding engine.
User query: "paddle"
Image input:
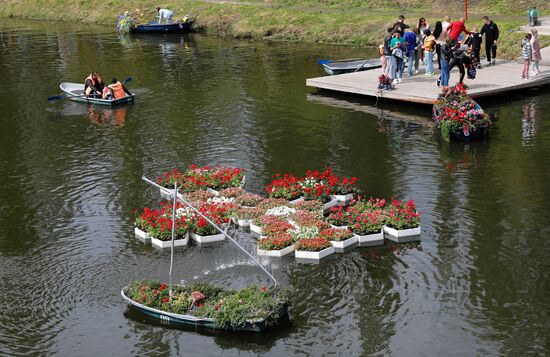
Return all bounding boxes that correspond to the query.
[353,59,371,73]
[47,77,133,102]
[317,58,363,65]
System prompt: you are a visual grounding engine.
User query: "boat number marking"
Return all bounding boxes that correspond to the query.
[160,315,170,324]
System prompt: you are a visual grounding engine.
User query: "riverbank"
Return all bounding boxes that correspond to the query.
[1,0,549,59]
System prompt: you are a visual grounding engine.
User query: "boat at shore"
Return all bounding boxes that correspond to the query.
[130,21,195,34]
[319,58,382,75]
[60,83,134,106]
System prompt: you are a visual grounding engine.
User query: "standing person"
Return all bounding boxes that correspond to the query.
[393,15,409,33]
[531,7,539,26]
[390,33,405,84]
[437,39,453,90]
[531,29,542,76]
[423,29,436,75]
[156,7,174,24]
[442,16,451,32]
[416,18,430,64]
[403,27,418,76]
[521,34,532,80]
[434,21,446,70]
[449,45,473,83]
[383,28,394,77]
[447,18,470,45]
[528,7,533,26]
[465,26,483,68]
[480,16,499,66]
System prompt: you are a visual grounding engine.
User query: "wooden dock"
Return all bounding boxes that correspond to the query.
[306,61,550,105]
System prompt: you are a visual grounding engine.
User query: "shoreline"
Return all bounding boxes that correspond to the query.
[1,0,548,60]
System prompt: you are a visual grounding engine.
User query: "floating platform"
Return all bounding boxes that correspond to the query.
[307,61,550,105]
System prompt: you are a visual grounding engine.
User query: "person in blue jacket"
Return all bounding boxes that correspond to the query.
[403,28,418,76]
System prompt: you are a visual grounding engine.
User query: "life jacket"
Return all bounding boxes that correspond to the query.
[108,81,126,99]
[84,75,103,96]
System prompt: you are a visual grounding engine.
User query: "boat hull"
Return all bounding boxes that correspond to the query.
[450,124,488,141]
[130,22,195,33]
[60,83,134,106]
[322,59,382,76]
[121,288,288,332]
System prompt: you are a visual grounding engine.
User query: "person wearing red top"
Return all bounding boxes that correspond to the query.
[447,18,471,44]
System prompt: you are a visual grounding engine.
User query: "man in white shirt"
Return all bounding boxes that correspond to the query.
[442,16,451,32]
[156,7,174,24]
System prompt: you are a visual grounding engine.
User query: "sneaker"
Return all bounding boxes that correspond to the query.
[487,62,492,67]
[392,79,398,85]
[492,60,496,65]
[437,78,441,87]
[414,70,419,74]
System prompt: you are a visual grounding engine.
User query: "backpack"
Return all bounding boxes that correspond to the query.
[467,66,477,80]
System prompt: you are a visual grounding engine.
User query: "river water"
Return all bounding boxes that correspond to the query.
[0,18,549,356]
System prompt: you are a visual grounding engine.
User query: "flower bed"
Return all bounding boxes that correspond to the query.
[257,233,295,257]
[325,206,350,229]
[383,199,421,242]
[135,205,191,248]
[189,202,233,243]
[266,173,303,201]
[157,165,245,193]
[125,280,292,329]
[349,209,385,246]
[294,237,334,260]
[433,83,491,141]
[234,193,264,207]
[320,228,357,249]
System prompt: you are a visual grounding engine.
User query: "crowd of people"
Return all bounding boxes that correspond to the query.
[84,72,132,100]
[379,14,543,91]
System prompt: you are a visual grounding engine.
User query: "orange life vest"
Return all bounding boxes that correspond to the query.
[84,75,103,96]
[108,81,126,99]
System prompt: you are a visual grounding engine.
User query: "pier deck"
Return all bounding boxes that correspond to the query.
[306,61,550,105]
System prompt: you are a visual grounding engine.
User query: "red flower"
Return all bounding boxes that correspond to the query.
[261,286,267,292]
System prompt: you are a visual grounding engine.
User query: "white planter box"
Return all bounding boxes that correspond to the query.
[134,227,150,241]
[288,197,304,205]
[191,232,225,243]
[383,225,421,243]
[151,234,189,248]
[206,188,220,196]
[250,223,262,235]
[331,193,354,203]
[240,176,246,188]
[354,232,384,246]
[257,245,295,257]
[237,218,251,227]
[330,224,349,230]
[323,199,339,214]
[295,246,335,260]
[330,236,357,249]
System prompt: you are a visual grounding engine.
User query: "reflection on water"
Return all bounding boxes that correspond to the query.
[1,18,550,356]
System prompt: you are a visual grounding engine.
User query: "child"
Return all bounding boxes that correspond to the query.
[530,29,541,77]
[423,29,436,75]
[521,34,532,80]
[465,26,483,68]
[392,42,405,84]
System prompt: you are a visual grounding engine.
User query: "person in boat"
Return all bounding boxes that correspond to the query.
[156,7,174,24]
[102,78,132,100]
[84,72,104,98]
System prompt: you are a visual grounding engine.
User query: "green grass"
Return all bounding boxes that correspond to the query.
[0,0,548,59]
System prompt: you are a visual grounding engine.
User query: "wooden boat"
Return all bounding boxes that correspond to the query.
[121,287,289,332]
[321,58,382,76]
[130,21,195,34]
[60,83,134,106]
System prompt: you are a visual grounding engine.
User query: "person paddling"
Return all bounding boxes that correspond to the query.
[103,78,132,100]
[84,72,104,98]
[157,7,174,24]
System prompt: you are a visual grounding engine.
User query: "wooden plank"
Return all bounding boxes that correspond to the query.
[307,60,550,105]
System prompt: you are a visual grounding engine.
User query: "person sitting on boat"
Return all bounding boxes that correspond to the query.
[156,7,174,24]
[84,72,104,98]
[102,78,132,100]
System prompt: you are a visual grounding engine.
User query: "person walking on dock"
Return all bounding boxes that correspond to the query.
[521,34,533,80]
[480,16,499,66]
[423,29,436,75]
[447,18,470,45]
[465,27,482,68]
[383,28,394,77]
[530,29,541,77]
[403,28,418,76]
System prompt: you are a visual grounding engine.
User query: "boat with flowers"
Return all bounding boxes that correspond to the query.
[433,83,491,141]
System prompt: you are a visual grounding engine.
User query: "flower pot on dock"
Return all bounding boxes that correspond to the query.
[383,225,421,243]
[151,234,189,249]
[134,227,150,242]
[257,245,295,257]
[295,246,335,260]
[190,232,225,243]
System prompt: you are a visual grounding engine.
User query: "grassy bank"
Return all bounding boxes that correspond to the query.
[1,0,549,59]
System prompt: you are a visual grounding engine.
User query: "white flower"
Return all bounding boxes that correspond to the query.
[265,206,296,217]
[176,207,191,218]
[207,196,234,204]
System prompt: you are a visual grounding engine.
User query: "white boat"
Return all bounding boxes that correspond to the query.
[60,82,134,106]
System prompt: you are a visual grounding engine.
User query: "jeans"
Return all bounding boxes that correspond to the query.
[399,57,405,79]
[440,59,450,87]
[393,56,404,79]
[425,51,434,74]
[532,60,540,74]
[390,56,397,79]
[407,51,416,75]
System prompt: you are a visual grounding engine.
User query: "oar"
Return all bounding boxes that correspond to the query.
[47,77,133,102]
[317,58,363,65]
[353,59,371,72]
